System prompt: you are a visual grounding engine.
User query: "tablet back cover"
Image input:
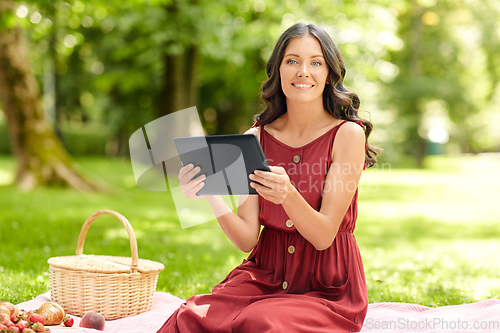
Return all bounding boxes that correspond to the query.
[174,134,269,195]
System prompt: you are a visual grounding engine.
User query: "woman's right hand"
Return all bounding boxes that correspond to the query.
[178,164,207,200]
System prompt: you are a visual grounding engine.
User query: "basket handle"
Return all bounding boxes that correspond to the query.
[76,210,138,269]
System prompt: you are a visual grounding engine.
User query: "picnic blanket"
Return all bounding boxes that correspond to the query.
[16,292,500,332]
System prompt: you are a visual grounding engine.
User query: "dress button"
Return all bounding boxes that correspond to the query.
[288,245,295,254]
[293,155,301,163]
[282,281,288,290]
[285,219,294,228]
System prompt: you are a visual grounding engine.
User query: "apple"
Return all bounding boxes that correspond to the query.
[79,311,105,331]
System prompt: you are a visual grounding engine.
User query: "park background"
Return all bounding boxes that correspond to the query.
[1,0,500,309]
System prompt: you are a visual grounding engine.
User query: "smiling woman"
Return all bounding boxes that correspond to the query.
[258,23,379,166]
[157,22,380,333]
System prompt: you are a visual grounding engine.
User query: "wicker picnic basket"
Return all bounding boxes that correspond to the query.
[47,210,165,320]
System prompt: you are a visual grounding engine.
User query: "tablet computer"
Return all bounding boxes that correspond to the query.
[173,134,270,195]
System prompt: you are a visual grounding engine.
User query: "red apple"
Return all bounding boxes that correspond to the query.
[79,311,105,331]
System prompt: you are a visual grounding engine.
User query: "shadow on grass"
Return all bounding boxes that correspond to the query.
[355,216,500,249]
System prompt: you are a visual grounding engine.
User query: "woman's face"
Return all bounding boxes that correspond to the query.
[279,33,329,105]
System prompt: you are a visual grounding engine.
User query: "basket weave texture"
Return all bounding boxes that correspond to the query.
[48,210,164,320]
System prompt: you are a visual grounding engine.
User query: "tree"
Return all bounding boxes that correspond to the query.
[387,0,500,164]
[0,1,98,190]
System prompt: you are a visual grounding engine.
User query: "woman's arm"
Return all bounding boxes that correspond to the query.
[206,194,260,253]
[205,127,262,252]
[249,122,365,250]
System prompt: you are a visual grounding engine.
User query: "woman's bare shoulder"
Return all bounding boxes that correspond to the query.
[332,121,366,158]
[336,121,365,141]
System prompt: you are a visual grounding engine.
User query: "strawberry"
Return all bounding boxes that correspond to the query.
[8,325,20,333]
[63,316,74,327]
[16,319,28,331]
[19,310,29,321]
[2,319,14,327]
[23,329,37,333]
[0,323,7,330]
[31,322,45,332]
[28,314,45,325]
[10,312,19,323]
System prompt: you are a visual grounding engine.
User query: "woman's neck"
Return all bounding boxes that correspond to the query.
[282,98,335,135]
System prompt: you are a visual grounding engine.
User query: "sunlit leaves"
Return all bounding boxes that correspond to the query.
[3,0,499,157]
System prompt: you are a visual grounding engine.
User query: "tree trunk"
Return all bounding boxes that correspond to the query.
[409,0,426,167]
[159,44,199,116]
[158,0,199,117]
[0,10,99,191]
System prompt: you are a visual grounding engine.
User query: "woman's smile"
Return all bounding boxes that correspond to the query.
[292,81,315,89]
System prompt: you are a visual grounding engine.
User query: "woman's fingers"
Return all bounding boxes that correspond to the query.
[178,164,193,180]
[182,174,206,199]
[250,178,276,194]
[250,181,277,200]
[178,163,207,199]
[179,164,202,185]
[185,166,201,184]
[185,179,206,199]
[251,177,276,191]
[250,166,294,204]
[181,173,205,191]
[250,173,286,192]
[251,169,286,184]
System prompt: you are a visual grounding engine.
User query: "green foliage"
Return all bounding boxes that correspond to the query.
[0,9,17,30]
[0,123,111,156]
[1,154,500,306]
[58,123,112,155]
[3,0,500,161]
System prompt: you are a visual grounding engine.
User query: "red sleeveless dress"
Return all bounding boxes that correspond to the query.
[157,120,368,333]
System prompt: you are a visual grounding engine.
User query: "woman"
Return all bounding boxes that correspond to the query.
[157,22,379,333]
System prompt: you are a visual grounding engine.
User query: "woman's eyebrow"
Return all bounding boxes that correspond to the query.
[284,53,324,58]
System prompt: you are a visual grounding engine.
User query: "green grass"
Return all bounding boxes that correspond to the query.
[1,154,500,307]
[358,153,500,306]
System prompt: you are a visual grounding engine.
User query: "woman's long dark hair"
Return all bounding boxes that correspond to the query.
[253,22,381,168]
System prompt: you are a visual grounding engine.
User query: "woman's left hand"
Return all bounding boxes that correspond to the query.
[249,166,296,204]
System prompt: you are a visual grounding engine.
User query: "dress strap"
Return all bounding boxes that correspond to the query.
[326,120,349,169]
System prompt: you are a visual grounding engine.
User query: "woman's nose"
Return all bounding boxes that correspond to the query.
[297,64,310,77]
